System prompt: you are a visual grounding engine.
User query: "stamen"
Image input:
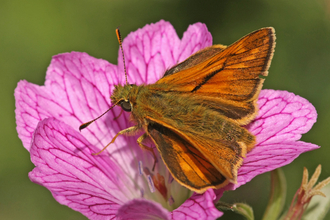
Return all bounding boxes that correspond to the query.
[168,174,174,184]
[152,173,168,201]
[168,195,175,206]
[143,166,155,193]
[147,175,156,193]
[142,167,170,200]
[143,167,151,176]
[138,161,143,176]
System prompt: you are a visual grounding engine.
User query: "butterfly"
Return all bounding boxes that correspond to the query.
[80,27,276,193]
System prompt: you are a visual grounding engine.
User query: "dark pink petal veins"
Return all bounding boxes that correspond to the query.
[119,20,181,85]
[45,52,129,147]
[215,89,319,199]
[176,22,212,63]
[172,190,223,220]
[29,118,137,220]
[116,199,171,220]
[236,89,319,188]
[119,20,213,85]
[15,80,51,150]
[15,52,122,151]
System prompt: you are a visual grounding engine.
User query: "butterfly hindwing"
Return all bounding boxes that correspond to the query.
[147,121,228,193]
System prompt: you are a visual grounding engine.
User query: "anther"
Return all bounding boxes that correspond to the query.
[147,175,155,193]
[168,195,175,206]
[138,161,143,176]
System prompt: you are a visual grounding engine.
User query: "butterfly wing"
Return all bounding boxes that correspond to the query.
[134,28,275,192]
[147,122,228,193]
[144,102,254,192]
[155,27,275,125]
[163,44,227,77]
[135,88,255,192]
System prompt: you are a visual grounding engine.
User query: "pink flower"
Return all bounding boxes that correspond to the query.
[15,20,319,220]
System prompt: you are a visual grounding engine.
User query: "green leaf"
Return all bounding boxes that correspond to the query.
[302,183,330,220]
[232,203,254,220]
[216,201,254,220]
[262,168,287,220]
[215,201,234,212]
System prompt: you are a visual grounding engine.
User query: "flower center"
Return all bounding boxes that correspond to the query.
[137,159,192,211]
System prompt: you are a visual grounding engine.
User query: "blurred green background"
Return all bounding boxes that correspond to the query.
[1,0,330,219]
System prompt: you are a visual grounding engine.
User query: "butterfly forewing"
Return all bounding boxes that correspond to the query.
[155,28,275,124]
[164,45,227,77]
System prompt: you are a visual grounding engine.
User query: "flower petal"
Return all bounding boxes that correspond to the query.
[237,89,319,187]
[172,190,223,220]
[119,20,212,85]
[44,52,127,146]
[120,20,180,85]
[116,199,170,220]
[29,118,138,220]
[176,22,212,63]
[15,52,122,151]
[253,89,317,144]
[215,89,319,197]
[16,52,149,178]
[15,80,50,150]
[238,141,318,186]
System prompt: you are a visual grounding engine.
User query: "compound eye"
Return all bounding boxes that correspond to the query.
[120,100,131,112]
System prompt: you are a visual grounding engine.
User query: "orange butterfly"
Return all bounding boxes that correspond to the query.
[80,27,276,193]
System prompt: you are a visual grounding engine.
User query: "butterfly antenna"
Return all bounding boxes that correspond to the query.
[79,100,121,131]
[116,28,128,85]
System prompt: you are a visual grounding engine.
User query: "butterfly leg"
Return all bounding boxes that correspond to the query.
[137,133,158,171]
[93,125,140,155]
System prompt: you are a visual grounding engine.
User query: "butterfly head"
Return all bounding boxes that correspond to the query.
[111,84,139,112]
